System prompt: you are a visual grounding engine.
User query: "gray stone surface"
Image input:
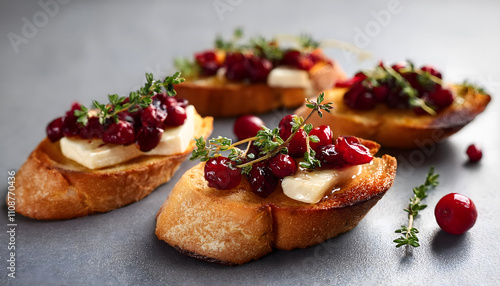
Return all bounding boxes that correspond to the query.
[1,0,499,285]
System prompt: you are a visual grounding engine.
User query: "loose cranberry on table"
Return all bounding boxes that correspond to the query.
[204,156,242,190]
[233,115,265,141]
[466,144,482,162]
[435,193,477,235]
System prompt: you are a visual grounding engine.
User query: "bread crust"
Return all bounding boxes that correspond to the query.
[14,112,213,220]
[295,86,491,149]
[175,62,346,117]
[155,139,396,265]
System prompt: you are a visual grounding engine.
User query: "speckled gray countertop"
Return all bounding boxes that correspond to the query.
[1,0,499,285]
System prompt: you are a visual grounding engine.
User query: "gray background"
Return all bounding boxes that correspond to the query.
[1,0,499,285]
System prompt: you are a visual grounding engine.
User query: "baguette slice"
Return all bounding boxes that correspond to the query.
[14,111,213,220]
[295,86,491,149]
[174,62,346,117]
[155,139,396,265]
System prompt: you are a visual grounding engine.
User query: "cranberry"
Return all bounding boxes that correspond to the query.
[309,125,333,152]
[176,98,189,108]
[344,81,377,110]
[281,50,301,67]
[466,144,482,162]
[391,62,407,73]
[224,52,248,82]
[155,93,178,107]
[79,117,104,139]
[435,193,477,235]
[427,88,454,109]
[316,144,344,168]
[62,102,82,137]
[281,50,314,70]
[141,105,167,127]
[46,117,64,142]
[386,89,410,109]
[335,72,367,88]
[287,129,307,158]
[269,154,297,178]
[204,157,242,190]
[136,126,163,152]
[246,162,278,197]
[421,65,442,79]
[278,114,296,140]
[103,120,135,145]
[372,85,389,102]
[335,136,373,165]
[245,55,272,83]
[195,50,220,76]
[233,115,265,141]
[164,105,187,126]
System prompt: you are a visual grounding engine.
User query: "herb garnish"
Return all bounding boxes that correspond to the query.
[75,73,185,126]
[394,167,439,248]
[461,80,488,95]
[190,93,333,173]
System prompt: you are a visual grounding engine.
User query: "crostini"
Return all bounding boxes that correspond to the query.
[295,61,491,149]
[174,29,347,117]
[14,73,213,220]
[155,95,397,265]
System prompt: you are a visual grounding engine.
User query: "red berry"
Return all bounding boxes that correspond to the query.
[421,65,442,79]
[334,72,367,88]
[103,120,135,145]
[141,105,167,127]
[62,102,83,137]
[164,105,187,126]
[287,129,307,158]
[428,88,454,109]
[466,144,482,162]
[79,117,104,139]
[195,50,220,76]
[309,125,333,152]
[204,157,242,190]
[373,85,389,102]
[233,115,265,141]
[316,144,345,168]
[245,55,272,83]
[278,114,296,140]
[435,193,477,235]
[224,52,248,81]
[269,154,297,178]
[335,136,373,165]
[46,117,64,142]
[246,162,278,197]
[136,126,163,152]
[344,81,377,110]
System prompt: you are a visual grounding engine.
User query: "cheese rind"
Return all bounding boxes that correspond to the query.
[60,105,195,169]
[282,165,361,204]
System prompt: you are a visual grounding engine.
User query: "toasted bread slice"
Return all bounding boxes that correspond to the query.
[14,112,213,220]
[295,86,491,149]
[155,139,396,265]
[175,62,346,117]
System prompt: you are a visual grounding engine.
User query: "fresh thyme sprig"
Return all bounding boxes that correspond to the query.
[461,80,488,95]
[190,93,333,173]
[75,72,185,126]
[394,167,439,248]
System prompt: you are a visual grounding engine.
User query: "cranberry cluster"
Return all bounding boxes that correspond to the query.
[194,48,331,84]
[337,62,454,114]
[46,93,188,152]
[204,114,373,198]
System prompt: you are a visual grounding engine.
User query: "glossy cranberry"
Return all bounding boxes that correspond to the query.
[287,129,307,158]
[155,93,178,107]
[421,65,442,79]
[245,55,272,83]
[336,136,373,165]
[278,114,296,140]
[316,144,344,168]
[62,102,82,137]
[224,52,248,81]
[164,105,187,126]
[46,117,64,142]
[391,62,407,73]
[309,125,333,152]
[466,144,482,162]
[386,89,410,109]
[176,98,189,108]
[373,85,389,102]
[136,126,163,152]
[204,157,242,190]
[269,154,297,178]
[103,120,135,145]
[79,117,104,139]
[141,105,167,127]
[427,88,454,109]
[335,72,367,88]
[233,115,265,141]
[344,81,377,110]
[281,50,314,71]
[435,193,477,235]
[281,50,301,67]
[195,50,220,76]
[246,162,278,197]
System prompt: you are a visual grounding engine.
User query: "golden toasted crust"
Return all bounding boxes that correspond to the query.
[13,112,213,220]
[295,86,491,149]
[155,139,396,265]
[175,62,346,117]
